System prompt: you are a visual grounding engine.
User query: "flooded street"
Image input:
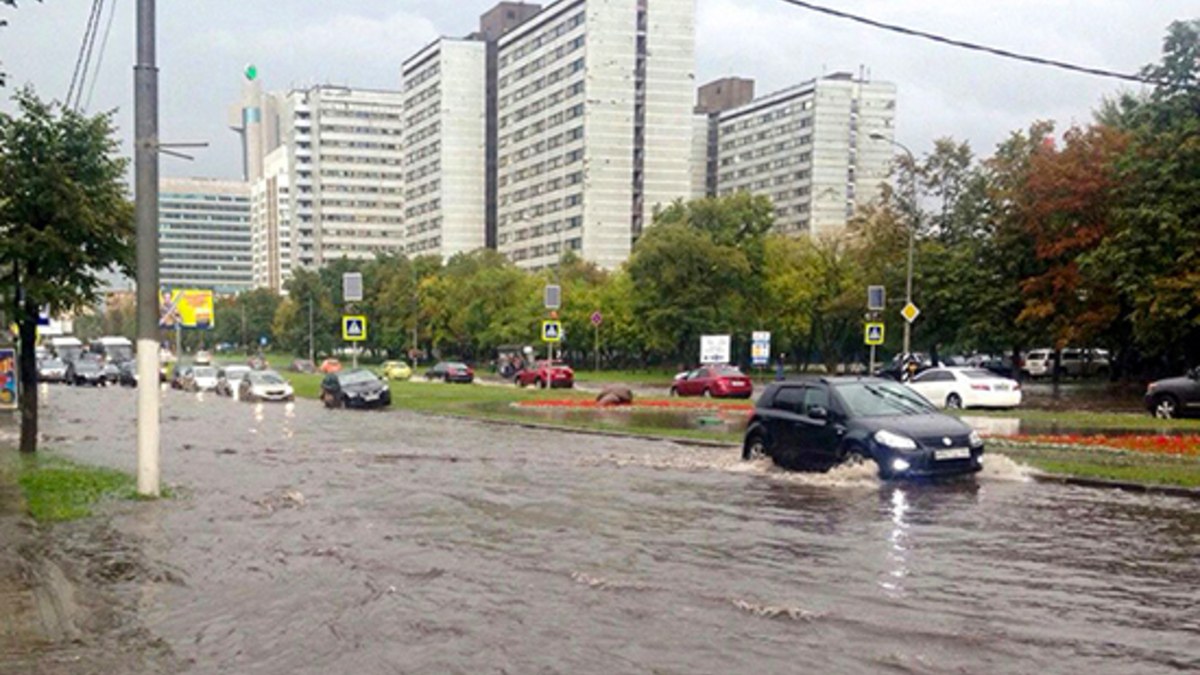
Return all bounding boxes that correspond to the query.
[31,385,1200,674]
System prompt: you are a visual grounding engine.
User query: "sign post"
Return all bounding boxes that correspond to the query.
[343,315,367,369]
[544,285,561,360]
[700,335,731,365]
[866,286,887,376]
[343,273,364,368]
[591,311,603,372]
[751,331,771,383]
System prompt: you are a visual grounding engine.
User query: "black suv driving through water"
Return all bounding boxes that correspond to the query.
[743,377,985,480]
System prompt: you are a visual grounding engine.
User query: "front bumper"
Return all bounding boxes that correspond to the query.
[876,445,985,479]
[345,392,391,408]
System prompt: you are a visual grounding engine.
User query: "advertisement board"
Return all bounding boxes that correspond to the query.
[159,289,215,329]
[0,349,16,411]
[751,331,771,366]
[700,335,731,365]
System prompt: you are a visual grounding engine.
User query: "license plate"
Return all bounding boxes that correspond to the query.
[363,393,379,401]
[731,380,747,387]
[995,384,1009,391]
[935,448,971,461]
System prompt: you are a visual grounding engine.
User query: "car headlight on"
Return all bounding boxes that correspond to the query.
[345,390,360,398]
[381,384,389,393]
[892,458,911,473]
[969,430,984,447]
[874,430,918,450]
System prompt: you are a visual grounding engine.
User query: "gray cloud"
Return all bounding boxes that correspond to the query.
[1,0,1193,180]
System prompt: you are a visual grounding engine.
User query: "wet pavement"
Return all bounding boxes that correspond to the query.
[20,384,1200,674]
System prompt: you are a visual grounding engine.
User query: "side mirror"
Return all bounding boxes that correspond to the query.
[808,405,829,420]
[1190,367,1200,381]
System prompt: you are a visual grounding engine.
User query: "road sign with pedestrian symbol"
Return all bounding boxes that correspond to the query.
[542,320,563,343]
[342,315,367,342]
[865,323,885,346]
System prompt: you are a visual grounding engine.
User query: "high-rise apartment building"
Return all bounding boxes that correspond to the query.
[282,86,407,268]
[494,0,696,270]
[694,76,755,198]
[158,178,253,294]
[714,73,896,236]
[228,72,285,182]
[250,147,292,292]
[401,38,488,258]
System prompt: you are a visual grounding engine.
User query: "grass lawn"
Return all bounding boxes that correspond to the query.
[5,455,160,523]
[958,408,1200,432]
[995,443,1200,489]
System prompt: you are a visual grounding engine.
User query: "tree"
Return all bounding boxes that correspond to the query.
[0,88,134,453]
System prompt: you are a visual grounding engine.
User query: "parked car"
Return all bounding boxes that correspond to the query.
[670,365,753,399]
[425,361,474,384]
[216,365,252,396]
[187,366,220,392]
[904,367,1021,410]
[742,377,985,480]
[37,358,68,383]
[117,360,139,387]
[1023,348,1110,379]
[516,360,574,389]
[291,359,316,373]
[966,354,1019,380]
[194,350,213,366]
[319,358,343,374]
[1145,367,1200,419]
[238,370,295,402]
[380,360,413,381]
[66,359,107,386]
[101,362,121,385]
[320,370,390,409]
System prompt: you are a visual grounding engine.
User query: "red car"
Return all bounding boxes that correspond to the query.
[319,358,343,374]
[670,365,753,399]
[516,360,575,389]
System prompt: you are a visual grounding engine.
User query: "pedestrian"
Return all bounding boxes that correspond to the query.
[775,354,786,381]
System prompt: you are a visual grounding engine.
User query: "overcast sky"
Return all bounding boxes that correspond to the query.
[2,0,1193,181]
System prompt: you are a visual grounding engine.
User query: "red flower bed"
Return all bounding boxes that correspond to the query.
[996,433,1200,457]
[516,398,753,411]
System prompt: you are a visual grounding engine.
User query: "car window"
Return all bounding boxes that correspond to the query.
[1062,350,1079,360]
[914,369,953,383]
[715,366,744,377]
[835,382,937,417]
[339,370,378,385]
[963,369,999,380]
[803,386,830,415]
[769,386,806,414]
[1028,351,1048,360]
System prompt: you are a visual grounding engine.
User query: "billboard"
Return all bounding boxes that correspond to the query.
[0,349,16,411]
[159,289,215,329]
[700,335,731,365]
[751,331,771,366]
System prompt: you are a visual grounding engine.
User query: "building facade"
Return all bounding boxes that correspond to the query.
[401,38,488,259]
[714,74,896,236]
[495,0,696,270]
[282,86,407,268]
[158,178,253,294]
[250,147,292,292]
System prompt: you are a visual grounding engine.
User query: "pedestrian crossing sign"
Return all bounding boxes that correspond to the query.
[343,315,367,342]
[865,323,885,346]
[542,320,563,343]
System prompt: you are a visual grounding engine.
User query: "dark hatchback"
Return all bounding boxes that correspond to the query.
[743,377,985,480]
[320,369,391,409]
[66,359,107,386]
[1145,367,1200,419]
[425,361,474,384]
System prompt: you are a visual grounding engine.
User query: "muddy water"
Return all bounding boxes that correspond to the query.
[32,385,1200,674]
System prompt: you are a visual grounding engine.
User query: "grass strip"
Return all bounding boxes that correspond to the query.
[996,443,1200,489]
[14,456,159,523]
[957,408,1200,431]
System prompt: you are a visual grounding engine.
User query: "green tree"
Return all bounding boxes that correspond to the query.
[0,88,134,453]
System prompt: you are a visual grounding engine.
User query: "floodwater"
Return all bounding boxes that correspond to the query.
[23,385,1200,674]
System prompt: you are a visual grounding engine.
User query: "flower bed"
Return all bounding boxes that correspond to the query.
[515,398,753,412]
[992,433,1200,457]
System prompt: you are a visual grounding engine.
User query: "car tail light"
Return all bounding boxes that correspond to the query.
[1012,383,1021,391]
[971,384,991,391]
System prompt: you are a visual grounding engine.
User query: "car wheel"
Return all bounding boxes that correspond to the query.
[742,430,769,461]
[444,375,452,384]
[946,393,964,410]
[703,388,712,399]
[669,386,678,397]
[537,378,546,389]
[1153,395,1179,420]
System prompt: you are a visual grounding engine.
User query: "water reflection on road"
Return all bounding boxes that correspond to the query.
[37,385,1200,675]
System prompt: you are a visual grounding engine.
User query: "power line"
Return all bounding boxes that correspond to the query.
[65,0,102,108]
[72,0,106,110]
[772,0,1169,88]
[84,0,118,110]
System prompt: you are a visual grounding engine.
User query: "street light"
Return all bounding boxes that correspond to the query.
[869,132,918,358]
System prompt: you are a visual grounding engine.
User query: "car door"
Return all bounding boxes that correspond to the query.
[797,384,843,468]
[677,369,701,396]
[762,385,807,464]
[1184,369,1200,412]
[909,369,949,406]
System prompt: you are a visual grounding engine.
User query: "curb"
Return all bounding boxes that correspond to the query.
[1028,472,1200,500]
[412,410,740,449]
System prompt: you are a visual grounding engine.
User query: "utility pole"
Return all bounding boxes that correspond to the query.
[134,0,160,497]
[307,297,314,364]
[870,133,918,358]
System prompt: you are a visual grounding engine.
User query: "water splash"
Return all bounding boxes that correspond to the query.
[585,448,882,489]
[978,453,1035,483]
[730,598,816,622]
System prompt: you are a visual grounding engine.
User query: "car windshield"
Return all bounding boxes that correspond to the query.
[224,367,250,379]
[714,367,744,377]
[42,359,64,369]
[74,361,100,372]
[194,367,217,378]
[962,369,1000,380]
[445,362,467,370]
[250,372,286,385]
[835,382,937,417]
[339,370,378,385]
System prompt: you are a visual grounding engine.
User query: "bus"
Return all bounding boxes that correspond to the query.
[90,336,134,363]
[49,336,85,363]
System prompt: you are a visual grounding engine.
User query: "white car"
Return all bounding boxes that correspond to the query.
[905,367,1022,410]
[238,370,295,402]
[190,365,221,392]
